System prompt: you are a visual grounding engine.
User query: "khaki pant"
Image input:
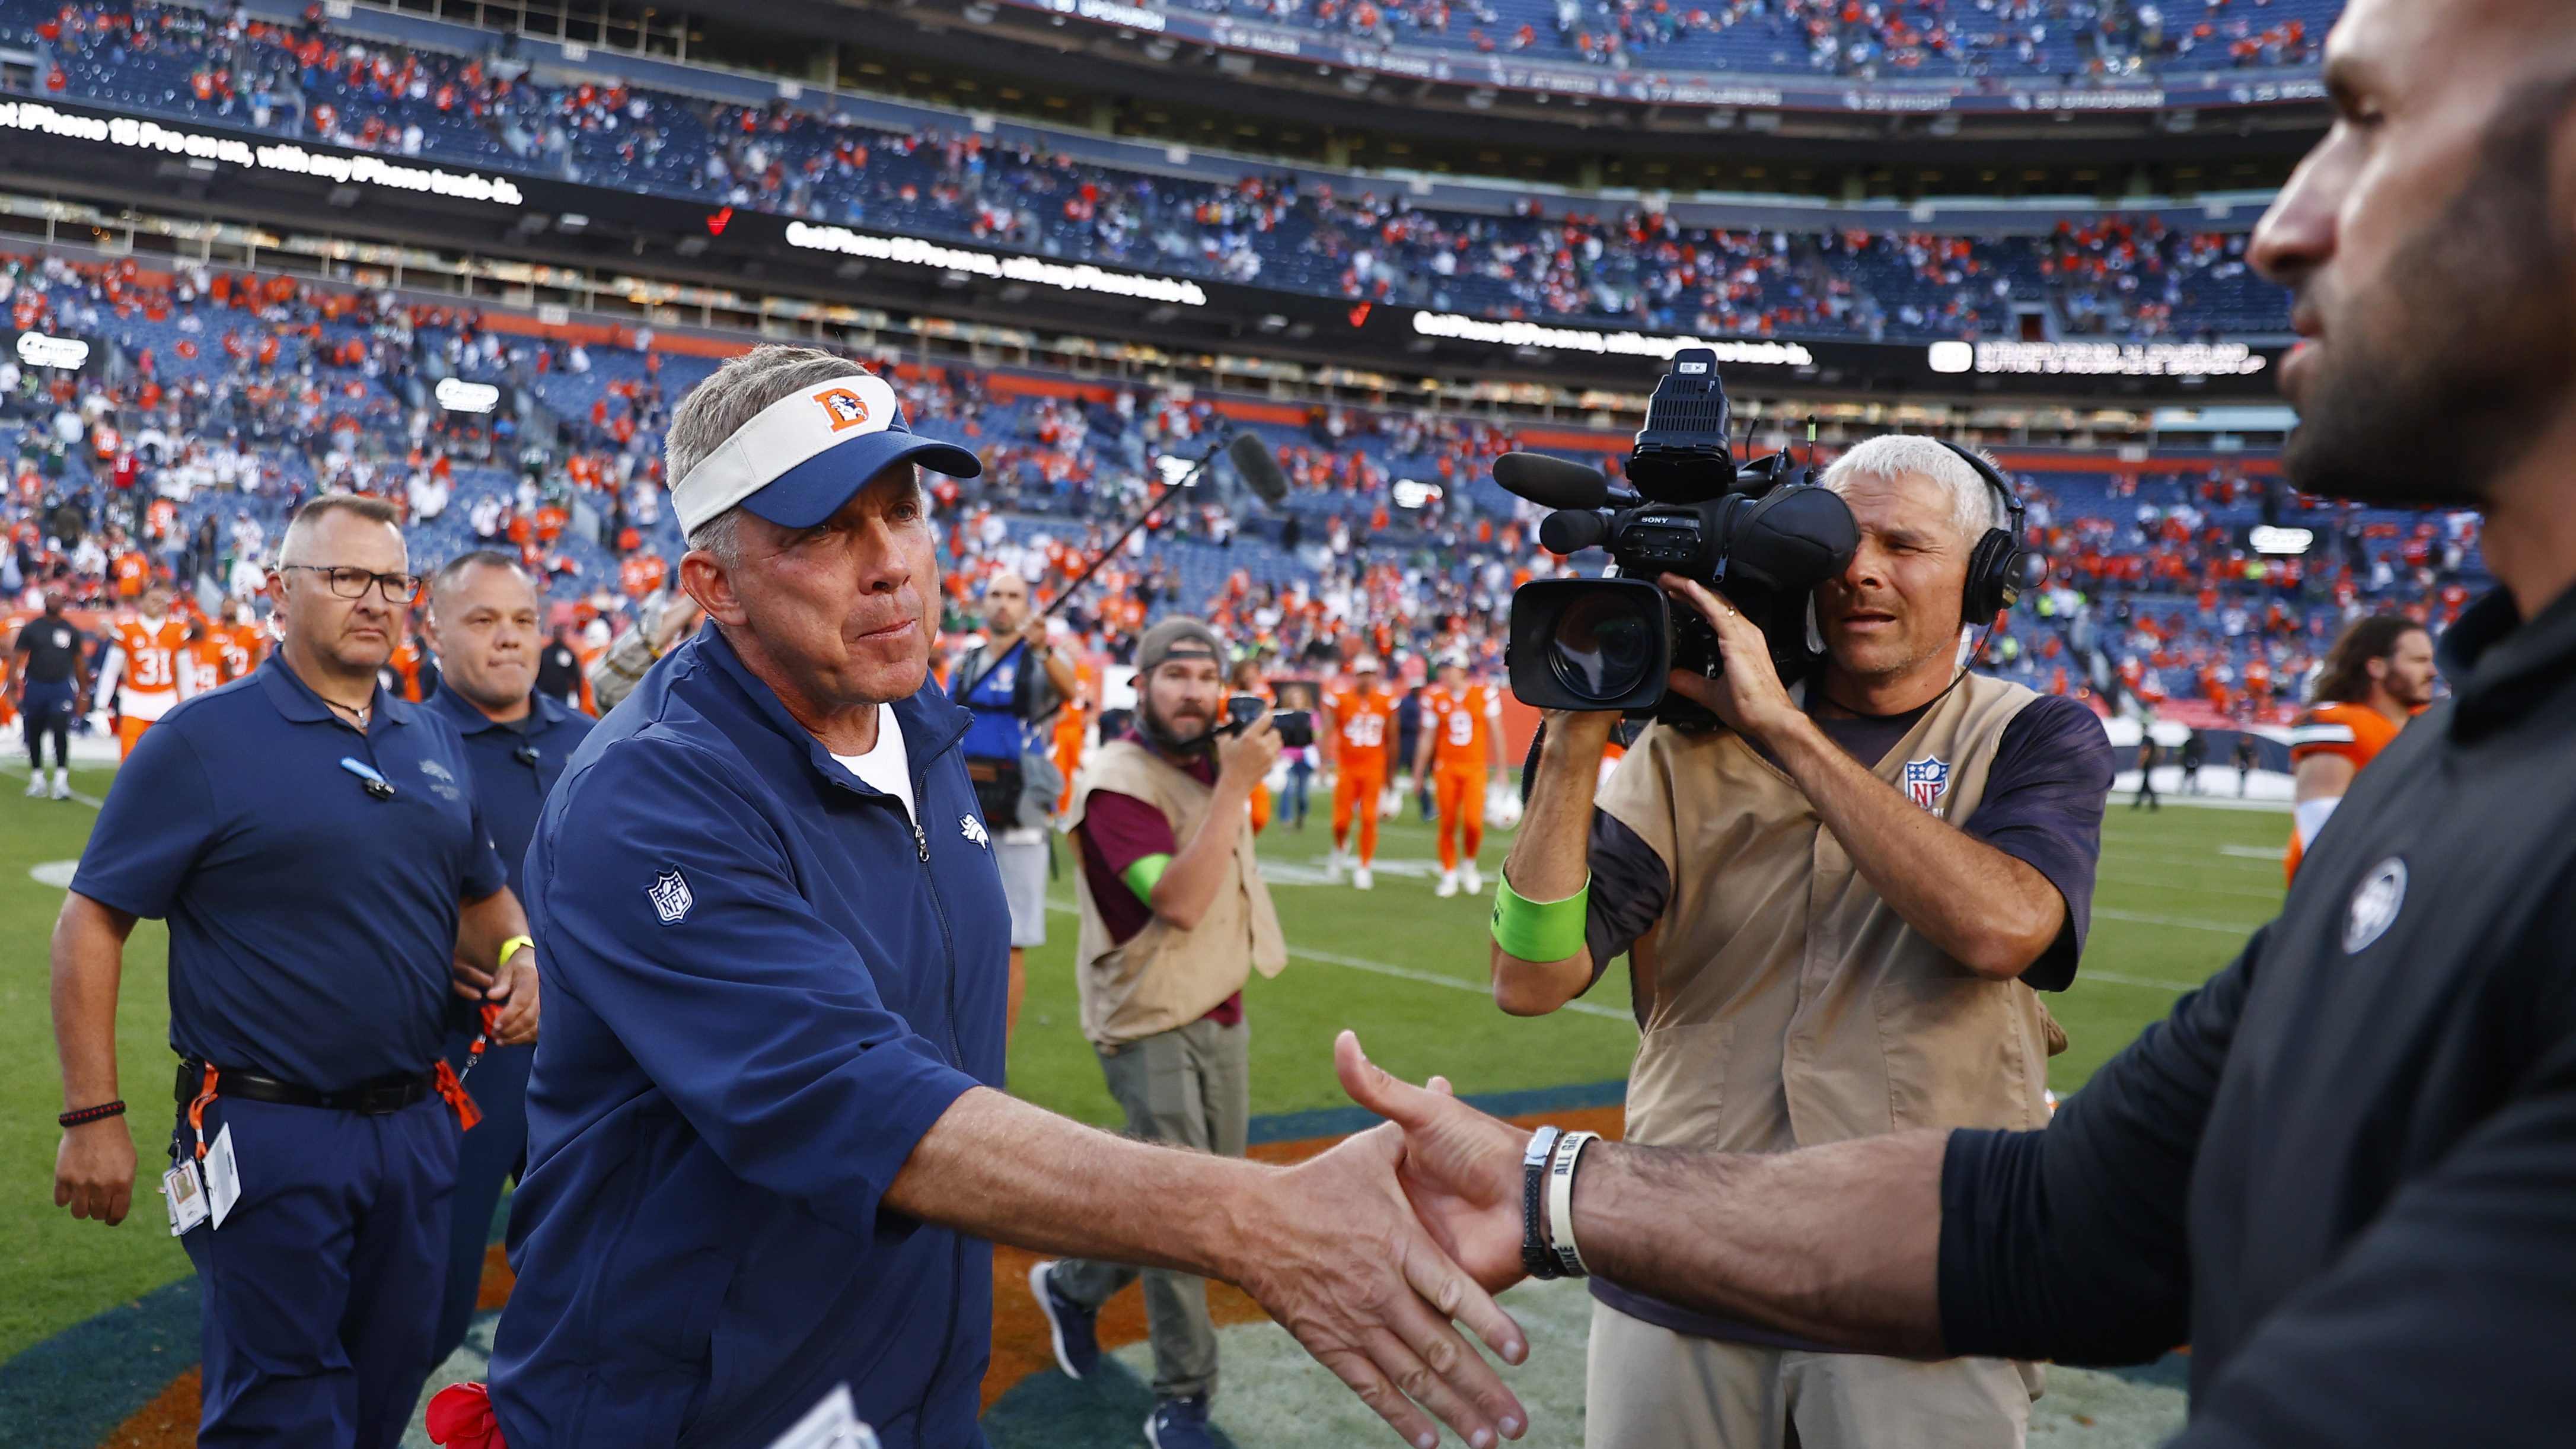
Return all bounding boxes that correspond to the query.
[1585,1300,2043,1449]
[1053,1015,1250,1400]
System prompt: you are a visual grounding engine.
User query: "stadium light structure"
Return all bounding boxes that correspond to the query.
[435,378,502,414]
[15,332,90,370]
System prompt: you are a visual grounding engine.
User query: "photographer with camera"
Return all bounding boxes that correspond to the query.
[1032,616,1291,1449]
[954,570,1078,1036]
[1491,435,2113,1448]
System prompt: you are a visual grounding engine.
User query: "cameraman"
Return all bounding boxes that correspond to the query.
[954,570,1076,1036]
[1031,617,1287,1449]
[1491,436,2113,1449]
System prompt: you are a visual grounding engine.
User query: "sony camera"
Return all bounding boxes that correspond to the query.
[1223,693,1315,749]
[1499,349,1860,730]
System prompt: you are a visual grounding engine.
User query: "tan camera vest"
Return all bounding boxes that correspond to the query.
[1598,673,2059,1155]
[1067,739,1288,1049]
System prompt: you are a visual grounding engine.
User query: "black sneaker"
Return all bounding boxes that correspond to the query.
[1028,1260,1099,1380]
[1144,1394,1217,1449]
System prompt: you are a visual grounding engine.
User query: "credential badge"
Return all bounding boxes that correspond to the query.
[648,867,694,925]
[2344,857,2407,954]
[961,814,990,849]
[1902,756,1951,812]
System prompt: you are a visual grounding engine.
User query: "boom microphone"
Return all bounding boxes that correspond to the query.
[1494,452,1612,511]
[1226,432,1289,505]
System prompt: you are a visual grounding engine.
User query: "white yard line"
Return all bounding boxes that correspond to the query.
[2079,969,2207,992]
[1043,897,1633,1021]
[2092,906,2263,936]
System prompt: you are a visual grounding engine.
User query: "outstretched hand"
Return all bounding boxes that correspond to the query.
[1240,1117,1532,1449]
[1336,1031,1534,1295]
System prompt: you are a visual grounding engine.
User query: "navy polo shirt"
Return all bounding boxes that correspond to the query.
[424,686,596,899]
[490,625,1010,1449]
[73,657,509,1093]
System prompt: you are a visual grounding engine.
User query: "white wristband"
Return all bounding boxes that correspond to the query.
[1546,1130,1598,1278]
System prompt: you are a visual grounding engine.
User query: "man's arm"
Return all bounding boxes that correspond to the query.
[1660,578,2066,980]
[890,1088,1529,1449]
[1487,712,1619,1015]
[453,886,538,1045]
[52,892,138,1225]
[1147,715,1281,931]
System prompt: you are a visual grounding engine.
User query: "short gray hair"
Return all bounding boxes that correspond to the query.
[426,549,534,620]
[667,344,866,565]
[1818,435,2007,546]
[279,493,406,566]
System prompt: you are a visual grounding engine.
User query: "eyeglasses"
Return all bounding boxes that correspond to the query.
[279,565,423,603]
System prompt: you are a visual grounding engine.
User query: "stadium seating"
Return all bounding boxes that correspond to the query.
[1,0,2293,341]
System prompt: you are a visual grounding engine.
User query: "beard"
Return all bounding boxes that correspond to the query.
[2282,77,2576,507]
[1142,696,1217,757]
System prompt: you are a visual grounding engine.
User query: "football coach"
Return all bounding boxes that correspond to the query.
[1337,1,2576,1443]
[481,346,1528,1449]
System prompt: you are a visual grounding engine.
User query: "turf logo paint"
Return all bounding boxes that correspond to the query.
[648,867,695,924]
[2344,857,2407,954]
[1903,756,1950,813]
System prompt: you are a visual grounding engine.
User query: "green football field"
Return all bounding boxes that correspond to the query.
[0,758,2287,1368]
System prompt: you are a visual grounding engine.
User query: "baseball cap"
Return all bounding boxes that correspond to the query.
[671,370,981,535]
[1138,617,1226,674]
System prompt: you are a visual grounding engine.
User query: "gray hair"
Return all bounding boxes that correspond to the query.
[667,344,865,566]
[278,492,406,567]
[1818,435,2007,546]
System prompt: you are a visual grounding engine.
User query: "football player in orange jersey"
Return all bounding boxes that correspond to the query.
[2285,615,2435,881]
[1412,654,1506,897]
[180,616,227,696]
[93,584,193,759]
[219,598,269,680]
[1322,655,1395,888]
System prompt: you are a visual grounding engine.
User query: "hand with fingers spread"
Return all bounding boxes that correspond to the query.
[1656,573,1804,743]
[1335,1030,1536,1295]
[1230,1122,1534,1449]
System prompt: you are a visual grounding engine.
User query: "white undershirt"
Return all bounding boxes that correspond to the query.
[830,703,915,826]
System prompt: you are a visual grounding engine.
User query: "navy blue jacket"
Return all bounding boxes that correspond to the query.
[490,626,1010,1449]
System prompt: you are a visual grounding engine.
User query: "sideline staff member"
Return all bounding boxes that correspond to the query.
[9,588,91,800]
[484,348,1524,1449]
[50,494,538,1449]
[1491,435,2112,1448]
[420,550,597,1367]
[953,569,1076,1035]
[1034,617,1286,1449]
[1347,2,2576,1440]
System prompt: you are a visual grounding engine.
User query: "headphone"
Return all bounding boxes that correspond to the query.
[1940,441,2031,626]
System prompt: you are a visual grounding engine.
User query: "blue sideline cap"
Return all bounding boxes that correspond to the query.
[671,370,981,535]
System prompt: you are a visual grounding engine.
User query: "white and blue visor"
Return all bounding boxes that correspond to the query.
[671,371,981,536]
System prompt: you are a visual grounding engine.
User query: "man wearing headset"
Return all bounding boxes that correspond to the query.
[1490,435,2113,1448]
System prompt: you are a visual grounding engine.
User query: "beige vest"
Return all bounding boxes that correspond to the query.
[1068,740,1288,1049]
[1599,673,2056,1155]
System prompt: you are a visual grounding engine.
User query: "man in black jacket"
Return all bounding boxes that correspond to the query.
[1337,2,2576,1442]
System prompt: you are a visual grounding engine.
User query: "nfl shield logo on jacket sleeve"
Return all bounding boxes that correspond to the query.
[1903,756,1951,812]
[648,868,694,924]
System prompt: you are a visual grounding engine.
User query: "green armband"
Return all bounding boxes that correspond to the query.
[1490,872,1590,962]
[1124,853,1173,904]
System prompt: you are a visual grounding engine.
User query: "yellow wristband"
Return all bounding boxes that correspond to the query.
[498,935,535,970]
[1491,873,1589,962]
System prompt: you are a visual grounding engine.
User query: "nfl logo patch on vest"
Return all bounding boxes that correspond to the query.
[1903,756,1951,812]
[648,868,694,924]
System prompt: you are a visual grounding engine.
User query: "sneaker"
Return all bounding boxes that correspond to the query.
[50,776,72,800]
[1353,865,1373,890]
[1325,849,1346,884]
[23,776,43,798]
[1144,1395,1217,1449]
[1028,1260,1100,1380]
[1461,862,1483,895]
[1436,870,1459,899]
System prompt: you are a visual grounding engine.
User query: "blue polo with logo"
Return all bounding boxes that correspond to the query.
[72,657,509,1092]
[490,624,1011,1449]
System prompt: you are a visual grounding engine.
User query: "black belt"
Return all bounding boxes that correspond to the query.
[176,1059,438,1115]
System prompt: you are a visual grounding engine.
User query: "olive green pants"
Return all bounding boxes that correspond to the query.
[1052,1015,1251,1401]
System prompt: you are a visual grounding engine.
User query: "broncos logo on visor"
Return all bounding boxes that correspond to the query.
[812,386,875,433]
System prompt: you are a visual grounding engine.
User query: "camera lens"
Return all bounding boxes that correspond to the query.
[1548,592,1657,703]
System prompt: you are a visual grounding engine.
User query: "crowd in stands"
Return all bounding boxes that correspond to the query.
[2,246,2468,749]
[2,0,2291,340]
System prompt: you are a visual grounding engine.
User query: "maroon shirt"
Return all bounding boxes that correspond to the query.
[1072,738,1244,1027]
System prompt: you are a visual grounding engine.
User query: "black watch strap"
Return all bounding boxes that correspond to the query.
[1521,1125,1563,1281]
